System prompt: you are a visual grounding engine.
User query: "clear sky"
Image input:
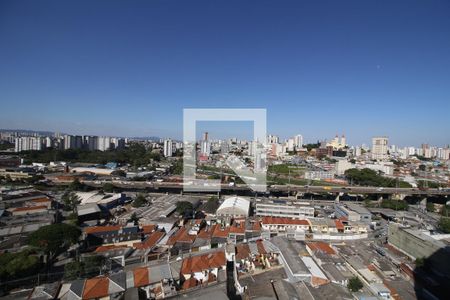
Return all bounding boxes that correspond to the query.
[0,0,449,146]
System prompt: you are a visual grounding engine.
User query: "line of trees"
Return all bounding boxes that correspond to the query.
[345,168,411,188]
[20,143,161,166]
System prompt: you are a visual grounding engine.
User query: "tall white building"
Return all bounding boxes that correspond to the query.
[14,137,44,152]
[267,134,279,144]
[294,134,303,149]
[163,139,173,157]
[63,135,74,150]
[287,138,295,152]
[45,137,52,148]
[371,136,389,160]
[97,136,112,151]
[200,140,211,156]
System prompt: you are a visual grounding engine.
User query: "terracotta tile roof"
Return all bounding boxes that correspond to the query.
[178,228,197,243]
[167,227,195,245]
[30,197,51,203]
[13,205,47,212]
[85,225,121,234]
[261,216,310,226]
[251,221,261,231]
[235,244,251,260]
[181,251,226,275]
[133,267,150,287]
[256,240,267,255]
[82,276,109,299]
[133,231,165,250]
[306,242,336,255]
[196,226,214,239]
[229,222,245,234]
[142,225,156,234]
[94,245,128,253]
[334,220,345,230]
[182,277,198,290]
[208,272,217,283]
[212,224,229,238]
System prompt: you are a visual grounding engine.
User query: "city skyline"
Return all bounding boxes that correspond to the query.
[2,127,449,149]
[1,1,450,146]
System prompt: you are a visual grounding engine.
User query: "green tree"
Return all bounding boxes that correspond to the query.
[132,193,147,208]
[347,276,363,292]
[28,224,81,260]
[0,249,41,281]
[64,255,106,280]
[345,168,411,188]
[415,257,426,268]
[438,217,450,233]
[176,201,193,215]
[381,199,408,211]
[441,205,450,217]
[69,178,85,191]
[170,159,183,175]
[426,202,435,213]
[67,212,79,226]
[102,182,115,193]
[62,192,81,213]
[64,260,84,280]
[128,212,140,224]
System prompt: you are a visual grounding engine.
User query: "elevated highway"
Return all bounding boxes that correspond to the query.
[62,180,450,197]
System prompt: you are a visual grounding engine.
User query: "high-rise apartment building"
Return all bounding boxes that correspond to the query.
[163,139,173,157]
[98,136,112,151]
[267,134,279,144]
[371,136,389,160]
[294,134,303,149]
[14,137,44,152]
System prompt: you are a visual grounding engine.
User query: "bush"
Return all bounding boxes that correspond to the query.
[132,194,147,207]
[347,276,363,292]
[438,217,450,233]
[64,256,106,280]
[176,201,193,215]
[381,199,408,211]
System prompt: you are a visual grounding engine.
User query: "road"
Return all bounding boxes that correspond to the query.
[50,179,450,196]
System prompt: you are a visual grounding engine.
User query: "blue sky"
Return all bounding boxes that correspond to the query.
[0,0,449,146]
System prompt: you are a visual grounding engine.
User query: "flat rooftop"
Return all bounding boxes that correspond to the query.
[271,236,310,277]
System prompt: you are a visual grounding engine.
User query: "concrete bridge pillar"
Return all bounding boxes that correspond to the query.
[335,193,341,203]
[419,197,427,212]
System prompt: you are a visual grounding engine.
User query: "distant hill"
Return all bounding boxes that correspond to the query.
[0,129,59,136]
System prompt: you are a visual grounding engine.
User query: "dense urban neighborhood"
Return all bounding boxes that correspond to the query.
[0,130,449,299]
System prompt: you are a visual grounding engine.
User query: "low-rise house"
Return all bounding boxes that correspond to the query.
[84,225,141,249]
[192,225,214,251]
[301,256,330,287]
[166,227,196,254]
[65,264,173,300]
[261,217,310,240]
[180,250,226,289]
[133,231,165,251]
[28,282,61,300]
[10,205,48,216]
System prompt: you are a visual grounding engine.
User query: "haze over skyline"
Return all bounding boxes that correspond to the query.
[1,0,449,146]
